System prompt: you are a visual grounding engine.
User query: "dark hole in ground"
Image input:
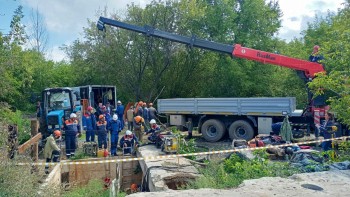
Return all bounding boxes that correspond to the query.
[61,172,70,190]
[301,183,324,191]
[163,174,196,190]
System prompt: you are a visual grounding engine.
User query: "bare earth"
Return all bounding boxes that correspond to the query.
[129,170,350,197]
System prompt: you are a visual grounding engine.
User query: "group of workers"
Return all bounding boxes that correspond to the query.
[44,100,161,169]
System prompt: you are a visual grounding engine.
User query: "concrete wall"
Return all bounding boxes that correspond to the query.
[61,158,117,186]
[38,164,61,196]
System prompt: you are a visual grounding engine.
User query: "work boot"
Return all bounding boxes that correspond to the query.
[185,132,192,139]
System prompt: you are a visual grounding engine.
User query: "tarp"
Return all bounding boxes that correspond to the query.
[280,115,293,142]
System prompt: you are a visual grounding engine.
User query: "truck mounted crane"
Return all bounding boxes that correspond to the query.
[96,16,331,142]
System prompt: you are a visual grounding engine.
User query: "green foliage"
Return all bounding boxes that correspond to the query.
[69,149,89,161]
[0,106,41,197]
[0,104,31,145]
[62,179,110,197]
[307,1,350,125]
[337,140,350,161]
[186,153,300,189]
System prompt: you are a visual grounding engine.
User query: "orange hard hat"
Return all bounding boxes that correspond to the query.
[131,183,138,191]
[134,116,144,123]
[53,130,61,137]
[99,114,105,120]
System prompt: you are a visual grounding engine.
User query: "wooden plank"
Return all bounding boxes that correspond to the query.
[31,120,39,161]
[18,133,42,154]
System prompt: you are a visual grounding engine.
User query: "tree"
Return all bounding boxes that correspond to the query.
[308,0,350,125]
[8,5,27,45]
[28,7,49,53]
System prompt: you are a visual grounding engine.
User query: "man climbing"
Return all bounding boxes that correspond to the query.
[44,130,61,174]
[64,113,80,158]
[108,114,122,156]
[309,45,324,63]
[119,130,139,155]
[82,106,96,142]
[96,114,108,149]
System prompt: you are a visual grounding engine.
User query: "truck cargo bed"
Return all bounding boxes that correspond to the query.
[157,97,297,116]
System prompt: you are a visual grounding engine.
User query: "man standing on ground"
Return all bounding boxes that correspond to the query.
[133,115,145,143]
[44,130,61,174]
[64,113,80,158]
[127,106,134,131]
[82,106,96,142]
[148,103,158,120]
[108,114,122,156]
[96,114,108,149]
[116,100,125,130]
[142,103,149,129]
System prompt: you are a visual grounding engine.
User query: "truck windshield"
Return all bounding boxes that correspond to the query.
[48,91,71,110]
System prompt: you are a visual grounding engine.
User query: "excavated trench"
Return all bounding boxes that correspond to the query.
[40,147,199,195]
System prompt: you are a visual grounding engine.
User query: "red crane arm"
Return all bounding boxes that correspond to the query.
[233,44,325,78]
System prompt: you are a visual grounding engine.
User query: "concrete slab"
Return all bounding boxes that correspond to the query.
[137,145,199,192]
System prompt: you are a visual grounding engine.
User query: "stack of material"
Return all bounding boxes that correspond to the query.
[83,142,98,156]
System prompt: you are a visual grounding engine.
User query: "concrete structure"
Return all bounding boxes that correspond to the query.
[137,145,200,191]
[129,170,350,197]
[60,158,117,186]
[38,164,61,196]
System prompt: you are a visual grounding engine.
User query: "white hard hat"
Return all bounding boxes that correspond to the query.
[150,119,156,124]
[117,100,121,104]
[126,130,132,135]
[113,114,118,121]
[70,113,77,118]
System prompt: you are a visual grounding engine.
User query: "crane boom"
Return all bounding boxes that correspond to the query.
[97,16,325,78]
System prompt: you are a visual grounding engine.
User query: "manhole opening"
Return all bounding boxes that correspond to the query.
[163,174,196,190]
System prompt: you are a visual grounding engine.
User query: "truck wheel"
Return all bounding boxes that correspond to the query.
[229,120,254,141]
[201,119,226,142]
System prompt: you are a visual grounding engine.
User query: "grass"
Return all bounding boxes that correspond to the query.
[62,179,110,197]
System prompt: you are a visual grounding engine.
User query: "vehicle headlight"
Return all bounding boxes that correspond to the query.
[55,125,59,129]
[48,125,52,129]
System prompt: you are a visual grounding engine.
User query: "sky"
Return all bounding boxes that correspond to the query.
[0,0,345,62]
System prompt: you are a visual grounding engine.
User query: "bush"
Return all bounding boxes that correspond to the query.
[0,103,31,145]
[337,140,350,161]
[186,153,301,189]
[0,105,41,197]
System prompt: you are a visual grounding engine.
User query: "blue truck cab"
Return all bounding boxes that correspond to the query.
[40,87,81,138]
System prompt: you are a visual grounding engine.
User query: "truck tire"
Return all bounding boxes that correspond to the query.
[201,119,226,142]
[229,120,254,141]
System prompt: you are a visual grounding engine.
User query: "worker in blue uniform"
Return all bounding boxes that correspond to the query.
[82,106,96,142]
[116,100,125,129]
[96,114,108,149]
[64,113,80,158]
[108,114,122,156]
[316,112,335,151]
